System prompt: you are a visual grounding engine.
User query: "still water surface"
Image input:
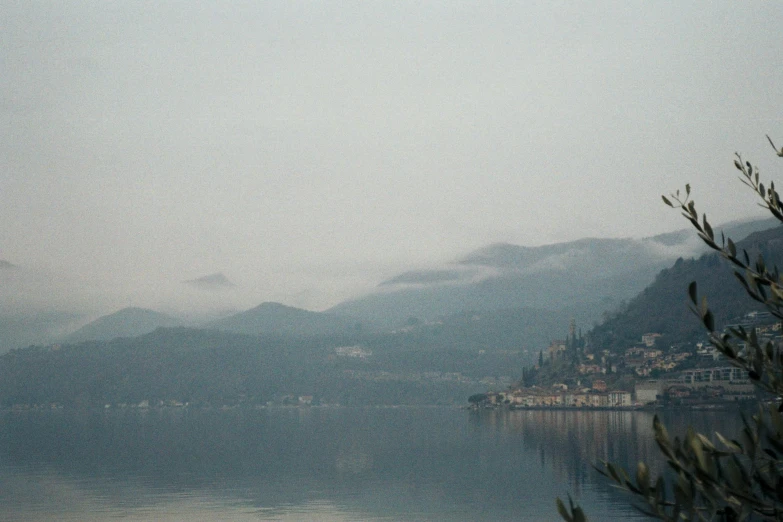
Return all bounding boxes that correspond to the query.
[0,407,744,521]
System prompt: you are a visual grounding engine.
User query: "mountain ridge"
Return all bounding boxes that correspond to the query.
[65,307,184,343]
[209,301,362,337]
[328,218,779,331]
[588,224,783,349]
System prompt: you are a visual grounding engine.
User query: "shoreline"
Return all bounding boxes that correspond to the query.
[468,401,753,412]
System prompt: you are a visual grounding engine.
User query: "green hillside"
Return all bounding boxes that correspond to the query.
[590,225,783,350]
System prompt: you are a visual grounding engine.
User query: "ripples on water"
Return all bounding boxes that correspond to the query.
[0,407,745,521]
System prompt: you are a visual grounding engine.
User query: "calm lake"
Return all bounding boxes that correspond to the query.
[0,407,744,521]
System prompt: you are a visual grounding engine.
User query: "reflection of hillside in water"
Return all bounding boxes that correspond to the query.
[0,407,747,521]
[471,409,746,496]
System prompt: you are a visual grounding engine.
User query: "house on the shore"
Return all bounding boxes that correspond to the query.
[508,388,631,408]
[635,380,663,405]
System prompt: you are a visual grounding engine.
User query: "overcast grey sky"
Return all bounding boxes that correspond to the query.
[1,1,782,314]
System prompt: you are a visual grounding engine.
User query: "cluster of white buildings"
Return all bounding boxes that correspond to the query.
[634,367,755,404]
[486,387,633,409]
[334,345,372,359]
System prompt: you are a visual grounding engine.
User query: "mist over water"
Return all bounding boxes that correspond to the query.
[0,407,744,521]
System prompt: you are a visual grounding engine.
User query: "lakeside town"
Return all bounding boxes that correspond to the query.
[469,312,774,410]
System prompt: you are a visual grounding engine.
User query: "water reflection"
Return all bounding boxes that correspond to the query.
[0,407,745,521]
[471,408,746,503]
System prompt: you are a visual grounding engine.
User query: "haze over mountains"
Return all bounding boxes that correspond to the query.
[0,217,777,351]
[329,218,778,328]
[2,219,781,409]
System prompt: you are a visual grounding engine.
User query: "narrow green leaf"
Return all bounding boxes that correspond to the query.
[636,462,650,493]
[727,238,737,258]
[715,431,741,452]
[704,310,715,331]
[757,254,767,274]
[688,282,697,304]
[572,506,587,522]
[723,455,744,489]
[703,215,714,240]
[606,463,621,484]
[556,498,571,521]
[695,433,716,451]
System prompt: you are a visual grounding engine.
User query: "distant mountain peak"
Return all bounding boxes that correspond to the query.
[210,301,355,337]
[184,272,235,290]
[65,307,183,343]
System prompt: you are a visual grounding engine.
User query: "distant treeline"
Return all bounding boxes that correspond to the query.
[0,325,528,408]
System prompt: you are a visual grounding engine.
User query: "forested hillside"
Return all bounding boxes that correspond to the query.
[0,323,525,408]
[590,225,783,349]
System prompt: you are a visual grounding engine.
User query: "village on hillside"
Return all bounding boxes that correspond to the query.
[470,313,776,410]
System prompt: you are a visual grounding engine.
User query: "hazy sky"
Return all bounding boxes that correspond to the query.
[1,1,782,314]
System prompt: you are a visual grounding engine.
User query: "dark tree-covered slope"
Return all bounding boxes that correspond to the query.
[589,226,783,349]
